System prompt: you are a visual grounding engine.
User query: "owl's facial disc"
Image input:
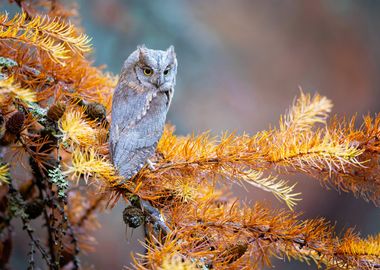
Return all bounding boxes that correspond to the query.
[135,46,177,92]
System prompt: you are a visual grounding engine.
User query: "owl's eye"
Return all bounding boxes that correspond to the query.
[143,67,153,76]
[163,68,170,76]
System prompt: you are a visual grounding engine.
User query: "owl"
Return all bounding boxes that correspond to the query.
[110,45,177,180]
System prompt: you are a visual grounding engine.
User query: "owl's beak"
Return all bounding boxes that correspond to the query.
[153,74,164,88]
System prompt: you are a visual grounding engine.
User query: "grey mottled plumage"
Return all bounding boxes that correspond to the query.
[110,45,177,180]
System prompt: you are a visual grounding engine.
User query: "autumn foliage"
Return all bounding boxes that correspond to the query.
[0,1,379,269]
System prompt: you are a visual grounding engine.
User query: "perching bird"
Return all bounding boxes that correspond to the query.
[110,45,177,180]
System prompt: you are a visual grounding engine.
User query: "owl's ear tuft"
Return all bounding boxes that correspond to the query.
[138,45,148,63]
[166,45,176,61]
[137,44,147,50]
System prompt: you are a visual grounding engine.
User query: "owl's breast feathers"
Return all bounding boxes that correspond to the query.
[110,84,170,180]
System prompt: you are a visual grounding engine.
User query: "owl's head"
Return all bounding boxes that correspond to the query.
[122,45,177,92]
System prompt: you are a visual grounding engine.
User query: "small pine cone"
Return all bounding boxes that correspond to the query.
[85,102,106,121]
[0,131,16,146]
[25,199,44,219]
[123,206,145,228]
[47,103,66,121]
[5,111,25,134]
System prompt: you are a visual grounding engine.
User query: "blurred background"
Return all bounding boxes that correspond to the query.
[3,0,380,269]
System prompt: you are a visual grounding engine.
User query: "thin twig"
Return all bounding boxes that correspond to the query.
[22,221,52,266]
[8,185,52,267]
[27,240,35,270]
[35,177,58,269]
[66,219,80,270]
[140,199,171,235]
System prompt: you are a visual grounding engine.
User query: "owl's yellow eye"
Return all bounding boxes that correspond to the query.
[143,67,153,76]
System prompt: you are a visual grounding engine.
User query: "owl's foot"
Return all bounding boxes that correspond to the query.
[147,159,156,171]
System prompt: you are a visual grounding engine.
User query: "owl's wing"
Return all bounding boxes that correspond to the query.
[112,129,159,179]
[110,87,169,180]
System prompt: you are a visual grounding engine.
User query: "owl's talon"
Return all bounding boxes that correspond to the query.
[147,159,156,171]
